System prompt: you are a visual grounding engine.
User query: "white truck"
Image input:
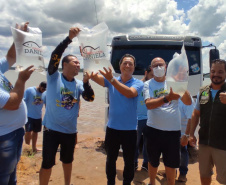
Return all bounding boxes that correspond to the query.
[105,34,206,126]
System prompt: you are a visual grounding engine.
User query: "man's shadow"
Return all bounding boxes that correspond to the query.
[115,168,149,185]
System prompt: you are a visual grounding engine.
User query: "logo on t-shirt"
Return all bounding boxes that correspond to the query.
[56,87,78,110]
[153,88,170,107]
[33,96,43,105]
[0,73,13,92]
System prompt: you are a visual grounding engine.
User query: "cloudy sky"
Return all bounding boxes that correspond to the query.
[0,0,225,73]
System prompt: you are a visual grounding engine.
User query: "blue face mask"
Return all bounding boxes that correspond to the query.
[153,66,165,77]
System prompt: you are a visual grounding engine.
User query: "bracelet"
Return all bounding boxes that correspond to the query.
[110,77,114,83]
[183,134,189,138]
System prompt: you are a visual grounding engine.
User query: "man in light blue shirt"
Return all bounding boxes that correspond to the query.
[91,54,144,185]
[0,22,34,185]
[134,65,153,172]
[177,98,194,182]
[39,27,95,185]
[24,81,46,153]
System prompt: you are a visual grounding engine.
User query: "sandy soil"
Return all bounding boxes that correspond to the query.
[15,77,220,185]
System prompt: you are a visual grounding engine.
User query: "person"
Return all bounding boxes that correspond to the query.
[134,65,153,172]
[91,54,144,185]
[143,57,191,185]
[177,98,195,182]
[0,22,34,184]
[39,27,95,185]
[24,81,46,153]
[189,59,226,185]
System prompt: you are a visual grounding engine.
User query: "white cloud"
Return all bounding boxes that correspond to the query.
[0,0,225,73]
[187,0,226,36]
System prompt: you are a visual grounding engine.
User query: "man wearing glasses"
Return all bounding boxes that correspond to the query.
[24,81,47,153]
[143,57,191,185]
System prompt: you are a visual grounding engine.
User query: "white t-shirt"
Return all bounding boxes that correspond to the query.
[143,78,181,131]
[0,57,27,136]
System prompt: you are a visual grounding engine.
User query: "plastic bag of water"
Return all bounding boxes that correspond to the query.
[166,44,189,96]
[77,22,114,74]
[11,25,45,75]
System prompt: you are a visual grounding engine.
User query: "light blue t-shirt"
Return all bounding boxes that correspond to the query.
[0,57,27,136]
[42,71,84,134]
[195,89,219,111]
[137,91,148,120]
[143,78,181,131]
[105,76,144,130]
[178,98,195,135]
[24,87,44,119]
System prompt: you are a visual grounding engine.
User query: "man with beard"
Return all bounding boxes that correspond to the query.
[24,81,46,153]
[190,59,226,185]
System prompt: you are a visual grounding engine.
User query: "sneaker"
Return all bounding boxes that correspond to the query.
[178,174,187,182]
[134,162,138,171]
[141,163,148,172]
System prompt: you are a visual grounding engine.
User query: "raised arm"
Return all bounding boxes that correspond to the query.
[48,27,80,75]
[6,22,29,67]
[3,66,34,110]
[82,72,95,102]
[91,72,105,87]
[99,67,139,98]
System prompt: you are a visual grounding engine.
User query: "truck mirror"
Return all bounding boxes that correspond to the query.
[209,49,220,68]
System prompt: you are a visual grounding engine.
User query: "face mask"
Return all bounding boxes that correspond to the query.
[153,66,165,77]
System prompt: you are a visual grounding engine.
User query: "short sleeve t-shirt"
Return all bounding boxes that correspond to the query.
[104,76,144,130]
[0,57,27,136]
[42,71,84,134]
[143,78,181,131]
[24,87,44,119]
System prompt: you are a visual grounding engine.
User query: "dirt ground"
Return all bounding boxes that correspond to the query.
[16,79,221,185]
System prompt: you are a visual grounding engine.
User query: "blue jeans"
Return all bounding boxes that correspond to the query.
[179,145,189,175]
[0,127,24,185]
[134,119,148,165]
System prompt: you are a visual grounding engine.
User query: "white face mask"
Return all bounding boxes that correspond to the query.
[153,66,165,77]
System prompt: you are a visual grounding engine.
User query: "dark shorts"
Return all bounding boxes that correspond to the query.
[146,126,181,168]
[25,117,42,132]
[41,127,77,169]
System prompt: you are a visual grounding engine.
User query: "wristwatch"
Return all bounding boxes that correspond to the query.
[184,134,190,138]
[110,77,114,83]
[163,96,169,103]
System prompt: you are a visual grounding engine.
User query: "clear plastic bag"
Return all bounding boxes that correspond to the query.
[77,22,114,73]
[11,25,45,74]
[166,44,189,96]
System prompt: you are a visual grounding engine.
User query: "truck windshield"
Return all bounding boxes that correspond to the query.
[111,45,201,76]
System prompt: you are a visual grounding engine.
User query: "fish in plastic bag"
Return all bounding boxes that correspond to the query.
[166,44,189,96]
[77,22,114,74]
[11,24,46,75]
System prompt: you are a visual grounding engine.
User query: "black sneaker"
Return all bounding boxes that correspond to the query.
[134,162,138,171]
[141,163,148,172]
